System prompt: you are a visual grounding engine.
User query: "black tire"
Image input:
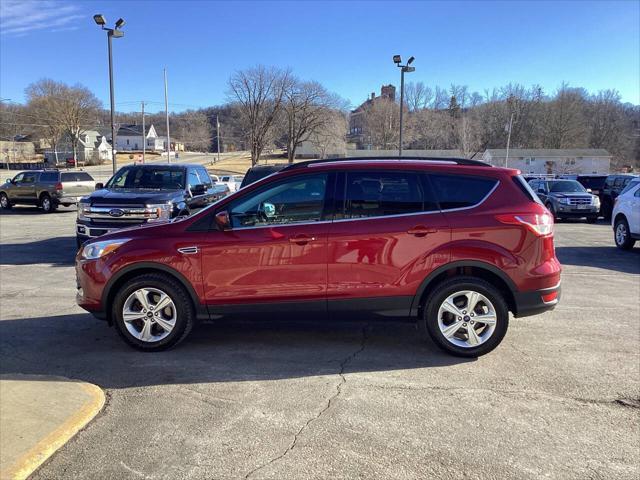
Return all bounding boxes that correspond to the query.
[614,217,636,251]
[40,193,56,213]
[112,273,195,351]
[0,193,11,210]
[586,216,598,224]
[419,276,509,357]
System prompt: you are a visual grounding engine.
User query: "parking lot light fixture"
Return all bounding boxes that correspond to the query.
[393,55,416,156]
[94,14,125,175]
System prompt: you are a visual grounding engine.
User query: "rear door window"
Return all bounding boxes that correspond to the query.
[430,174,498,210]
[341,171,434,219]
[39,172,58,182]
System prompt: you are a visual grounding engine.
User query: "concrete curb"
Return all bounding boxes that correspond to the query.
[0,375,105,480]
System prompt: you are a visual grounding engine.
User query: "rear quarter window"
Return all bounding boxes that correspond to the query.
[39,172,58,182]
[430,174,498,210]
[75,172,94,181]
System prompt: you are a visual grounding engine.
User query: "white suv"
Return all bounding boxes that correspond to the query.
[612,179,640,250]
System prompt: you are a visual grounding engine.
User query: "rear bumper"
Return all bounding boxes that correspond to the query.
[513,282,561,318]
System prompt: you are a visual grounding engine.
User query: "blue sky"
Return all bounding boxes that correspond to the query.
[1,0,639,113]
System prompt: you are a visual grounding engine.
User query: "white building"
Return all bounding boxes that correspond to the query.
[45,130,112,164]
[116,124,164,152]
[482,149,611,175]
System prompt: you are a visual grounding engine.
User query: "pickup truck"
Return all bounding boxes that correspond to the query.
[76,163,228,247]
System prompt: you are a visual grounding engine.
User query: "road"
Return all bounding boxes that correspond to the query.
[0,208,639,479]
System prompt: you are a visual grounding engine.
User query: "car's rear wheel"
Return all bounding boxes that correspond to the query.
[40,194,56,213]
[614,217,636,250]
[420,277,509,357]
[112,273,195,351]
[0,193,11,209]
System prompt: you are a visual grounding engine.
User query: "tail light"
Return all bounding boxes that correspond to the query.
[55,182,63,191]
[496,213,554,236]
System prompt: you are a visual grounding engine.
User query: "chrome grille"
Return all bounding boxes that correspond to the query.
[568,197,591,205]
[84,205,159,221]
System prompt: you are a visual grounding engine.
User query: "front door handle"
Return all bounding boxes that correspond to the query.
[289,234,316,245]
[407,226,436,237]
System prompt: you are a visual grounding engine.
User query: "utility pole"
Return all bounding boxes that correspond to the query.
[505,113,514,168]
[141,101,145,164]
[164,68,171,164]
[216,115,221,163]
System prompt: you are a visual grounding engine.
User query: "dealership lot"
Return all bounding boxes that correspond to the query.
[0,207,639,479]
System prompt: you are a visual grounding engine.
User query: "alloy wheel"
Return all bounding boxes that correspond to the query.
[615,222,628,246]
[41,197,51,212]
[437,290,497,348]
[122,287,177,342]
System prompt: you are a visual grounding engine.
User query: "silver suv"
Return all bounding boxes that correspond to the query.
[0,170,95,213]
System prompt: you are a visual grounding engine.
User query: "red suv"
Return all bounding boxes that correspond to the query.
[76,158,561,356]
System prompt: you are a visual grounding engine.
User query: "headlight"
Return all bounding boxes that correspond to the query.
[592,196,600,206]
[77,201,90,221]
[145,203,172,222]
[559,197,571,205]
[81,239,129,260]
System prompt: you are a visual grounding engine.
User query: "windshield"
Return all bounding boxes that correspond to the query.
[106,166,185,190]
[549,180,586,193]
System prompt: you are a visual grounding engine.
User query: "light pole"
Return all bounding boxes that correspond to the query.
[94,14,125,174]
[393,55,415,156]
[505,113,514,168]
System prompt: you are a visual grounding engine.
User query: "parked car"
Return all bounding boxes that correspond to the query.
[528,178,600,223]
[558,174,607,198]
[611,178,640,250]
[76,164,228,247]
[0,169,95,213]
[600,174,639,220]
[239,164,288,188]
[76,157,561,357]
[218,174,244,193]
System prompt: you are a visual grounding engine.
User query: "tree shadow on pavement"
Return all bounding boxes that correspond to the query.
[0,236,76,266]
[0,314,471,389]
[555,246,640,274]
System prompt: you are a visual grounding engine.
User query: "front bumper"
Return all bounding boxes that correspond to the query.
[513,282,561,318]
[76,219,145,241]
[555,205,599,217]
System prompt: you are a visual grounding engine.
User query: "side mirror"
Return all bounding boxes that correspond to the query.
[6,178,13,184]
[95,182,104,190]
[191,184,206,196]
[215,210,232,231]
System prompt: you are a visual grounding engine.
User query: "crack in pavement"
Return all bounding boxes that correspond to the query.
[244,325,369,480]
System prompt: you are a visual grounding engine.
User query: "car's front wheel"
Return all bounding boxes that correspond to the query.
[614,217,636,250]
[112,273,195,351]
[420,277,509,357]
[0,193,11,210]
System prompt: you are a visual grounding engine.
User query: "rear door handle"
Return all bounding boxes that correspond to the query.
[289,234,316,245]
[407,226,437,237]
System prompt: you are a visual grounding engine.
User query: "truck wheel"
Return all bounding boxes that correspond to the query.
[112,273,195,351]
[614,217,636,250]
[0,193,11,210]
[419,277,509,357]
[40,194,56,213]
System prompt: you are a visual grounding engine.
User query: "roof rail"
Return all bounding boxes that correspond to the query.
[281,156,491,171]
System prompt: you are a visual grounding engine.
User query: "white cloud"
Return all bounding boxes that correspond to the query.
[0,0,84,36]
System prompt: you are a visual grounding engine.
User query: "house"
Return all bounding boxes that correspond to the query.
[44,130,112,164]
[482,149,611,175]
[348,85,396,149]
[116,124,164,152]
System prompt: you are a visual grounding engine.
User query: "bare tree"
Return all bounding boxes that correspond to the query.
[543,83,588,148]
[173,110,212,151]
[24,79,67,163]
[308,110,348,159]
[404,82,433,112]
[362,98,400,149]
[228,66,292,165]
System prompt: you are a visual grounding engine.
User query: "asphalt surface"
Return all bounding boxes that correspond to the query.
[1,207,639,479]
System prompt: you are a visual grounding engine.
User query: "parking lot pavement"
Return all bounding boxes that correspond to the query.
[1,208,639,479]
